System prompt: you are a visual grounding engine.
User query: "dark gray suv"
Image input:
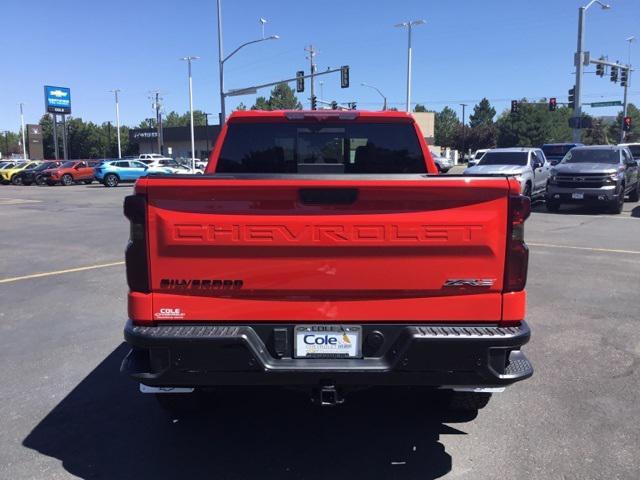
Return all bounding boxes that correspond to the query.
[546,145,640,214]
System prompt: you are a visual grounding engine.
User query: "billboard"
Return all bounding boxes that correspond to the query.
[44,85,71,114]
[27,124,44,160]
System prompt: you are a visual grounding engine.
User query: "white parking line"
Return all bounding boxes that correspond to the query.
[0,261,125,284]
[0,199,42,205]
[528,243,640,255]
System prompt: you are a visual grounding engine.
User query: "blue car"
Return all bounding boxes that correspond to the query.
[94,159,167,187]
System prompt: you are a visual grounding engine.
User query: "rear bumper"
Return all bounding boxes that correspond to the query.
[122,320,533,388]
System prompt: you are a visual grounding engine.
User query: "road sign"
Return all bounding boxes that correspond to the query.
[44,86,71,114]
[589,101,622,107]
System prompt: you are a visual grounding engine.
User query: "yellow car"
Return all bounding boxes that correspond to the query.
[0,162,39,185]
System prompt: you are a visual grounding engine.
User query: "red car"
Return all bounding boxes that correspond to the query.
[41,160,96,186]
[122,110,533,412]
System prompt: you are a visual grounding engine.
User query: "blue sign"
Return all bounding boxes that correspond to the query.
[44,85,71,114]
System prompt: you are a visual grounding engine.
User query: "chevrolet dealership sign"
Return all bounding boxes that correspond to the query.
[44,85,71,114]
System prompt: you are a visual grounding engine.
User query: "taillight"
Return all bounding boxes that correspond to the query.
[504,195,530,292]
[124,194,150,293]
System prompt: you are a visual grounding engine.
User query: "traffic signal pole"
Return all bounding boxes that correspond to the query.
[573,6,586,143]
[621,68,630,142]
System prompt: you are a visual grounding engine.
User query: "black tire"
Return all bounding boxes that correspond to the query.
[155,392,202,415]
[11,175,22,186]
[35,175,46,186]
[608,187,624,214]
[435,163,442,173]
[103,173,119,187]
[61,174,73,186]
[546,199,560,212]
[629,181,640,202]
[441,391,492,412]
[523,182,532,199]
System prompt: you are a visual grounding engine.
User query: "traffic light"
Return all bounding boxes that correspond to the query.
[568,87,575,109]
[623,116,632,132]
[331,101,338,110]
[511,100,519,114]
[340,65,350,88]
[610,65,618,83]
[621,68,628,87]
[549,97,557,111]
[311,95,317,110]
[596,63,604,77]
[296,71,305,93]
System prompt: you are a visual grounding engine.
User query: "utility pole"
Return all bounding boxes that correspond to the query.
[150,91,164,154]
[217,0,225,125]
[19,103,27,159]
[573,1,611,142]
[107,121,112,158]
[180,56,199,171]
[305,45,317,109]
[460,103,468,163]
[109,89,122,158]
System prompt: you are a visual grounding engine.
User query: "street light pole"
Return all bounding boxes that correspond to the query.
[19,103,27,160]
[181,56,199,172]
[395,20,425,112]
[460,103,468,163]
[621,35,635,142]
[216,1,279,124]
[109,89,122,158]
[573,0,611,142]
[361,83,387,111]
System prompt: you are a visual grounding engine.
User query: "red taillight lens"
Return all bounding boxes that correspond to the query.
[504,195,530,292]
[124,194,150,293]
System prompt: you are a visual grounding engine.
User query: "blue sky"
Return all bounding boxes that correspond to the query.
[1,0,639,131]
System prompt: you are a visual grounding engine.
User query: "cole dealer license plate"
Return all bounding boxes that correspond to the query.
[294,325,362,358]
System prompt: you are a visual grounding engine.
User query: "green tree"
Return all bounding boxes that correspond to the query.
[609,103,640,143]
[0,130,21,157]
[251,83,302,110]
[434,106,460,146]
[452,124,497,152]
[235,102,248,111]
[413,104,427,112]
[162,110,207,127]
[583,118,610,145]
[495,99,572,147]
[469,98,496,128]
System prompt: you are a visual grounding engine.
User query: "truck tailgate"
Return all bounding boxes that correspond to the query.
[138,176,511,323]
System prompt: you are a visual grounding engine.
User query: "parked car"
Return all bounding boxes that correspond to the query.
[464,147,551,199]
[121,110,533,412]
[0,161,39,185]
[541,143,583,166]
[468,149,489,167]
[546,145,640,214]
[138,158,200,174]
[431,153,453,172]
[137,153,172,162]
[40,161,96,186]
[618,143,640,162]
[95,159,171,187]
[13,161,62,185]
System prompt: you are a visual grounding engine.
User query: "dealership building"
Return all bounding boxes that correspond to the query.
[128,125,221,160]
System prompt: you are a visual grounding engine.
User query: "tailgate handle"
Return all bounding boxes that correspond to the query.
[298,188,358,205]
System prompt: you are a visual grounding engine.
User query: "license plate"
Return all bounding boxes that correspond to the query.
[572,192,584,199]
[294,325,362,358]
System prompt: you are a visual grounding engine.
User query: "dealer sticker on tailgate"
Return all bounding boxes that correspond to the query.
[294,325,362,358]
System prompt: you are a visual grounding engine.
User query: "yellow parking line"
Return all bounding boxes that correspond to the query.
[0,261,125,284]
[528,243,640,255]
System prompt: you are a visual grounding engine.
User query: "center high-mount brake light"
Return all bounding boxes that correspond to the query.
[284,111,359,121]
[504,195,530,292]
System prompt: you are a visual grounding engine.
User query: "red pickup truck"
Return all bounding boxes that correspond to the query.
[122,110,533,411]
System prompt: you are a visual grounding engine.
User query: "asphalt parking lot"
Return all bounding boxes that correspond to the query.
[1,183,639,480]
